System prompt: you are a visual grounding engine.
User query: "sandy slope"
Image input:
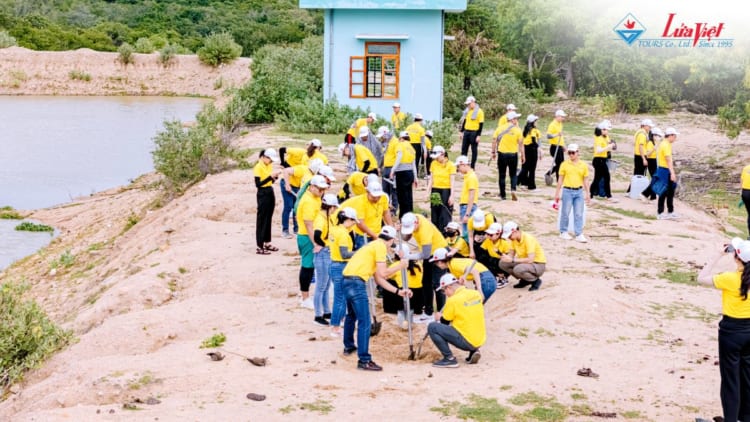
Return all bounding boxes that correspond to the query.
[1,49,750,421]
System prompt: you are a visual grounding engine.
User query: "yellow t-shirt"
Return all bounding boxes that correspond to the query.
[459,170,479,205]
[289,164,311,188]
[463,108,485,131]
[389,261,422,288]
[547,120,565,146]
[495,125,524,153]
[467,213,495,233]
[305,149,329,165]
[296,191,321,236]
[411,214,448,254]
[383,137,399,168]
[343,239,387,281]
[406,122,425,145]
[657,140,673,168]
[285,147,307,167]
[313,211,333,247]
[524,127,541,146]
[496,113,508,128]
[633,129,648,156]
[340,193,389,236]
[593,135,609,158]
[742,164,750,190]
[347,172,369,197]
[446,257,489,281]
[391,111,406,131]
[714,271,750,318]
[253,161,273,188]
[447,236,470,257]
[442,286,486,348]
[396,141,416,164]
[559,160,589,188]
[512,232,546,264]
[329,224,354,262]
[430,160,456,189]
[353,144,377,172]
[645,139,657,159]
[480,238,501,258]
[347,117,369,138]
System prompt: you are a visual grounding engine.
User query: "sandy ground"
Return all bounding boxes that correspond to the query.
[1,48,750,421]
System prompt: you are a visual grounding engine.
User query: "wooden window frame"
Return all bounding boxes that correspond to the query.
[349,42,400,99]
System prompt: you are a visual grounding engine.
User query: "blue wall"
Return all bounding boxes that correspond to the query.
[324,9,445,121]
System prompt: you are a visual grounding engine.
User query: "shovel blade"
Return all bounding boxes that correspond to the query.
[370,319,382,336]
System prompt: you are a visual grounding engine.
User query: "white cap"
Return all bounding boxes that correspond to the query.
[506,111,522,120]
[400,213,418,235]
[338,142,348,155]
[430,145,446,158]
[567,143,579,152]
[340,207,359,222]
[651,127,664,138]
[425,130,433,138]
[366,173,380,186]
[596,120,612,130]
[379,225,397,239]
[359,126,370,137]
[455,155,470,166]
[309,138,322,148]
[501,221,518,239]
[399,131,410,139]
[376,126,389,138]
[665,127,679,136]
[429,247,450,262]
[318,165,336,181]
[392,102,401,108]
[436,273,459,291]
[641,119,655,127]
[731,237,750,262]
[485,222,502,235]
[506,103,517,110]
[555,109,567,117]
[263,148,280,163]
[471,209,485,228]
[446,222,460,232]
[414,113,423,120]
[367,112,377,120]
[307,158,323,174]
[526,114,539,123]
[366,181,385,197]
[465,96,476,104]
[322,193,339,206]
[310,175,329,189]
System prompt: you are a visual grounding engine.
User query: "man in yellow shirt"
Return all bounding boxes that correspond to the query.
[554,143,590,242]
[377,126,399,212]
[428,273,486,367]
[492,111,525,201]
[459,96,484,169]
[345,112,376,143]
[339,181,393,250]
[296,175,330,308]
[654,127,679,220]
[391,102,406,131]
[499,221,546,291]
[406,114,427,175]
[496,103,517,127]
[742,164,750,238]
[456,155,478,236]
[339,142,379,175]
[546,109,567,181]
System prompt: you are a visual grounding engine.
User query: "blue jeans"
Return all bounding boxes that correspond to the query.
[343,276,372,362]
[314,247,332,317]
[428,321,477,359]
[459,203,477,240]
[479,271,497,303]
[329,262,347,327]
[559,187,584,236]
[280,179,299,233]
[353,234,366,251]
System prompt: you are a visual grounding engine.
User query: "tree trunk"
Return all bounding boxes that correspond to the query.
[566,59,575,97]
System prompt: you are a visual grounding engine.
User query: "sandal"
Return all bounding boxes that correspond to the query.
[264,244,279,252]
[256,247,271,255]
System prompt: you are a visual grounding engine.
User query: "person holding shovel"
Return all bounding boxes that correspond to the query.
[342,225,411,371]
[427,273,486,368]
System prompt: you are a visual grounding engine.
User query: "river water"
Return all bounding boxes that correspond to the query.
[0,96,208,270]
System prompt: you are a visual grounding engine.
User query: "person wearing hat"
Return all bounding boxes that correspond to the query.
[430,248,497,304]
[459,96,484,169]
[589,120,617,202]
[279,146,307,168]
[345,112,377,144]
[478,222,510,287]
[517,113,542,190]
[401,212,450,317]
[697,238,750,421]
[390,130,418,218]
[639,127,663,202]
[456,155,479,236]
[652,127,679,219]
[492,110,525,201]
[279,158,322,238]
[428,273,486,368]
[296,175,330,308]
[499,221,546,291]
[743,164,750,239]
[546,109,567,181]
[496,103,517,128]
[340,181,393,250]
[554,143,590,242]
[405,113,427,175]
[357,125,384,171]
[254,148,281,255]
[444,222,470,258]
[311,193,340,326]
[328,207,360,337]
[337,171,374,202]
[342,225,412,371]
[382,243,425,327]
[427,144,456,232]
[377,125,400,212]
[634,119,654,180]
[467,208,496,259]
[339,141,378,175]
[391,103,406,132]
[305,138,328,165]
[423,130,435,178]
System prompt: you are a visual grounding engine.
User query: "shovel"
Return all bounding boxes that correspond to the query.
[366,278,382,336]
[398,232,416,360]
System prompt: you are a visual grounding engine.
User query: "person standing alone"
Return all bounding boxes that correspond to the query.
[554,144,590,243]
[253,148,281,255]
[654,127,679,220]
[589,120,616,202]
[459,96,484,169]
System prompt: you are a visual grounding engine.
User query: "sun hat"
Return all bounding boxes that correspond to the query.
[465,96,476,104]
[379,225,397,239]
[359,126,370,137]
[430,145,446,158]
[526,114,539,123]
[730,237,750,262]
[318,165,336,182]
[436,273,459,291]
[665,127,679,136]
[366,181,385,197]
[506,111,522,120]
[471,209,486,228]
[567,143,580,152]
[501,221,518,239]
[322,193,339,206]
[485,222,502,235]
[429,247,450,262]
[641,119,655,127]
[455,155,470,166]
[310,175,329,189]
[414,113,423,121]
[367,112,377,120]
[263,148,280,163]
[506,103,517,110]
[340,207,359,222]
[555,109,567,117]
[400,213,418,235]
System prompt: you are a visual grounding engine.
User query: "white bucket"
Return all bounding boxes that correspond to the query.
[557,202,587,234]
[629,175,650,199]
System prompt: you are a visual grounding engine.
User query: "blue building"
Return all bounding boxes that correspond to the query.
[299,0,467,122]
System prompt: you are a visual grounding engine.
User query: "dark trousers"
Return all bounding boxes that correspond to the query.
[641,158,658,199]
[718,316,750,422]
[395,169,414,218]
[628,154,648,193]
[382,167,398,212]
[461,130,480,169]
[657,178,675,214]
[743,189,750,238]
[431,188,453,233]
[256,187,275,248]
[413,143,424,175]
[428,321,477,359]
[497,153,518,198]
[382,279,424,315]
[589,157,612,198]
[518,144,538,190]
[421,261,446,315]
[549,145,564,179]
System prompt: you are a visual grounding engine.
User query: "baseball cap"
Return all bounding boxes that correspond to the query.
[731,237,750,263]
[506,111,522,120]
[436,273,459,291]
[307,158,323,174]
[506,103,517,110]
[366,173,380,186]
[340,207,359,222]
[310,175,329,189]
[567,143,580,152]
[555,109,567,117]
[318,165,336,182]
[367,112,377,120]
[485,222,502,235]
[526,114,539,123]
[445,222,461,232]
[596,120,612,130]
[376,126,389,138]
[430,145,446,158]
[464,96,476,104]
[455,155,470,166]
[366,181,385,197]
[392,102,401,108]
[651,127,664,138]
[501,221,518,239]
[665,127,679,136]
[641,119,655,127]
[338,142,348,155]
[429,247,450,262]
[379,225,397,239]
[309,138,322,148]
[414,113,423,120]
[399,131,410,139]
[359,126,370,137]
[322,193,339,206]
[471,209,486,228]
[263,148,280,163]
[425,130,434,138]
[400,213,418,235]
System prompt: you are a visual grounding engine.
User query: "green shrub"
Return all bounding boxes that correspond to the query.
[14,222,54,232]
[158,43,178,67]
[197,32,242,67]
[718,89,750,139]
[117,42,135,65]
[0,207,23,219]
[276,97,364,134]
[134,37,154,53]
[68,69,91,81]
[1,281,72,391]
[443,71,534,121]
[200,332,226,348]
[0,30,17,48]
[424,118,458,152]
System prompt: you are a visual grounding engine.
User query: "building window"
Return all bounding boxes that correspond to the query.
[350,42,399,99]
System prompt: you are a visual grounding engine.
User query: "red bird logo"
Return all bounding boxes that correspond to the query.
[624,20,635,29]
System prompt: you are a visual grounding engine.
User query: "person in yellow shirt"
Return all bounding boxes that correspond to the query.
[518,114,542,190]
[467,208,495,259]
[279,158,322,238]
[345,112,376,143]
[427,273,486,367]
[389,131,418,218]
[697,238,750,421]
[401,212,449,317]
[406,114,427,175]
[304,138,328,165]
[253,148,281,255]
[430,247,497,304]
[427,145,456,231]
[382,243,425,326]
[444,222,470,258]
[455,155,478,236]
[477,222,510,287]
[634,119,654,179]
[742,164,750,238]
[391,102,406,132]
[280,146,307,167]
[654,127,679,220]
[546,109,567,181]
[459,96,484,169]
[492,111,525,201]
[338,171,377,202]
[328,207,359,337]
[499,221,546,291]
[342,226,411,371]
[339,142,378,175]
[554,143,590,242]
[496,103,517,127]
[377,126,400,211]
[296,175,330,309]
[311,194,339,326]
[339,181,393,250]
[639,127,663,201]
[589,120,617,201]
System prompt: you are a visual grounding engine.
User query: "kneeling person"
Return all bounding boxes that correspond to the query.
[498,221,546,291]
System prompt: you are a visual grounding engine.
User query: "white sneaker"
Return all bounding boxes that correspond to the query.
[415,314,433,324]
[575,234,588,243]
[560,232,573,240]
[300,297,314,309]
[666,212,680,219]
[657,213,668,220]
[396,310,405,326]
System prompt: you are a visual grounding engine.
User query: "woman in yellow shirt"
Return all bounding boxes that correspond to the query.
[554,143,590,242]
[697,238,750,422]
[328,207,359,336]
[444,222,470,258]
[383,244,426,326]
[390,131,418,218]
[639,128,663,201]
[312,194,339,327]
[253,148,281,254]
[427,145,456,231]
[517,114,542,190]
[742,164,750,239]
[588,120,616,201]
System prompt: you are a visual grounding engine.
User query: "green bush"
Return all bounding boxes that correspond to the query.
[117,42,135,66]
[158,44,178,67]
[443,71,534,121]
[276,97,364,134]
[1,282,72,391]
[0,30,17,48]
[14,222,54,232]
[718,89,750,139]
[68,69,91,81]
[134,37,154,53]
[197,32,242,67]
[424,118,458,153]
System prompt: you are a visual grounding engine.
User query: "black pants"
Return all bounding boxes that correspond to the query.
[718,316,750,422]
[641,158,658,199]
[549,145,564,179]
[518,144,538,190]
[395,169,414,218]
[497,153,518,198]
[657,179,675,214]
[256,187,275,248]
[431,188,453,233]
[627,154,648,193]
[461,130,480,169]
[589,157,611,199]
[743,189,750,238]
[382,167,398,212]
[383,280,424,315]
[412,143,424,175]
